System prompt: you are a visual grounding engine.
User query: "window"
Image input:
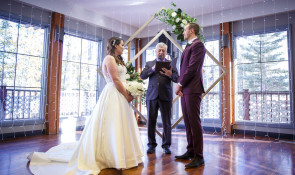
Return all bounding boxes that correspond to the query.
[201,40,221,120]
[0,18,47,121]
[60,34,102,124]
[122,47,135,63]
[234,30,291,124]
[146,47,156,62]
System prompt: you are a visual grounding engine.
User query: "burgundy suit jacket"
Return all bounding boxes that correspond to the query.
[179,39,206,95]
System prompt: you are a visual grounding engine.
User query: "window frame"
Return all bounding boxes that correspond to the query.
[233,24,294,129]
[200,37,222,124]
[0,16,49,126]
[60,32,103,122]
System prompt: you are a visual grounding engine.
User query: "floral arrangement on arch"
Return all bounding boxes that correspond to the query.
[125,62,147,105]
[155,2,205,42]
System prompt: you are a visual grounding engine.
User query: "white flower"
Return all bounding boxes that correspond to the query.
[171,12,177,17]
[125,74,130,80]
[126,81,146,96]
[182,19,187,24]
[180,23,184,27]
[172,25,176,30]
[175,18,180,23]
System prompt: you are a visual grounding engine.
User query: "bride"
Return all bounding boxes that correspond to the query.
[28,37,144,175]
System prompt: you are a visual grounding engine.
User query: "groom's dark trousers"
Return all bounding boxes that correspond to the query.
[178,39,206,158]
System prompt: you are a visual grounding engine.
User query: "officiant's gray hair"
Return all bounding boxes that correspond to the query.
[155,42,167,52]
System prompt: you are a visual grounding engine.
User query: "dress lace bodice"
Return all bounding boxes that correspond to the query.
[103,64,127,83]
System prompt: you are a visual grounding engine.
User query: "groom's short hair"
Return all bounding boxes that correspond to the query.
[187,23,200,35]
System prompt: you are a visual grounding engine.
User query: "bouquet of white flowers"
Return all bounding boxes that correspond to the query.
[126,81,145,96]
[125,62,147,105]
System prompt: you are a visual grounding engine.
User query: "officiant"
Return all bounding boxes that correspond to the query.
[140,42,179,154]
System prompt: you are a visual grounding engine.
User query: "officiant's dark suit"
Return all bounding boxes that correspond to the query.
[140,42,178,154]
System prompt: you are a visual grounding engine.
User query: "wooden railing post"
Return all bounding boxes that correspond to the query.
[0,86,7,111]
[243,89,250,120]
[0,85,7,119]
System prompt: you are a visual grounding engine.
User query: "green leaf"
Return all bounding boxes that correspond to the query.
[177,34,182,40]
[174,30,181,35]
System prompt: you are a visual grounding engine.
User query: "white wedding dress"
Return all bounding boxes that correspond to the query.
[28,64,144,175]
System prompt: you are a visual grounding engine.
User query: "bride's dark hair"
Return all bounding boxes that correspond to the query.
[107,37,125,66]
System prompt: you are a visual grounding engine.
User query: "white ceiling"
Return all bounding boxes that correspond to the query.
[61,0,266,27]
[19,0,295,37]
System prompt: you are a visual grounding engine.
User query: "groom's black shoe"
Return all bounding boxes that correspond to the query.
[147,147,156,154]
[163,147,171,154]
[185,157,205,169]
[175,151,194,159]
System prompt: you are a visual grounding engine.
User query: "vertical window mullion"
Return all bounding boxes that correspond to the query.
[11,22,21,121]
[78,38,82,118]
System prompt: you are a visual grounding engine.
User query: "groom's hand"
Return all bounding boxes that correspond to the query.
[175,84,183,97]
[177,91,183,97]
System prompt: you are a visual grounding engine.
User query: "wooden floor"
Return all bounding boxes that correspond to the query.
[0,127,295,175]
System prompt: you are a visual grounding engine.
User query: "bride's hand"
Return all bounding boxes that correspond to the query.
[126,94,134,103]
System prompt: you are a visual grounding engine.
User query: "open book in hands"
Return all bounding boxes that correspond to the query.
[155,61,171,73]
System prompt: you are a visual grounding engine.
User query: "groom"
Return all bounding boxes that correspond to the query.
[175,23,206,168]
[140,42,179,154]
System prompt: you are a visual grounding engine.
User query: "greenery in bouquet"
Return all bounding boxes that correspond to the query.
[155,2,205,43]
[125,62,142,83]
[125,62,147,106]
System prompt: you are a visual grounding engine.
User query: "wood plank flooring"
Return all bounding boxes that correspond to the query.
[0,127,294,175]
